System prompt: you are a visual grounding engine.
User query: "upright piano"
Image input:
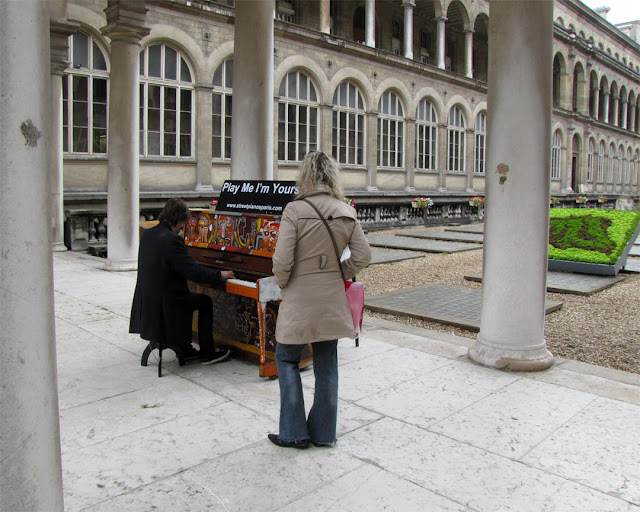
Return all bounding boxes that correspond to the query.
[184,208,312,378]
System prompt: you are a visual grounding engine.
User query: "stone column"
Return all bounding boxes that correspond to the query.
[231,0,274,180]
[561,139,572,193]
[403,1,415,60]
[620,99,628,129]
[464,29,474,78]
[0,2,64,510]
[365,0,375,48]
[101,1,149,271]
[436,17,446,70]
[195,85,214,192]
[559,72,572,110]
[469,0,554,371]
[611,94,619,126]
[404,117,416,191]
[320,103,333,154]
[437,123,448,190]
[465,128,475,191]
[320,0,331,34]
[602,92,610,123]
[629,103,636,132]
[576,75,589,114]
[50,19,78,251]
[591,86,600,119]
[366,111,378,190]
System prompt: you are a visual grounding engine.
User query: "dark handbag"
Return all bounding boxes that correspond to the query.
[302,199,365,335]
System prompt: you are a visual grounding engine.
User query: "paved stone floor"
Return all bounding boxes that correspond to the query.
[364,283,563,331]
[369,248,424,265]
[52,252,640,512]
[399,231,484,243]
[445,225,485,234]
[367,235,482,253]
[465,271,627,296]
[630,246,640,256]
[624,258,640,273]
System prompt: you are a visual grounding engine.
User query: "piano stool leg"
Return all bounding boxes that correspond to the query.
[259,361,278,379]
[141,343,153,366]
[355,333,359,347]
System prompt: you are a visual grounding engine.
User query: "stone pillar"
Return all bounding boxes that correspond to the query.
[101,1,149,271]
[620,99,628,129]
[559,72,572,110]
[469,0,554,371]
[0,2,64,510]
[195,85,214,192]
[366,111,378,190]
[436,17,446,70]
[231,0,274,180]
[629,103,636,132]
[365,0,375,48]
[404,117,416,191]
[320,0,331,34]
[611,94,619,126]
[561,139,572,193]
[403,1,415,60]
[50,19,78,251]
[465,128,475,191]
[602,92,610,123]
[320,103,333,154]
[437,123,448,191]
[464,29,474,78]
[591,86,600,119]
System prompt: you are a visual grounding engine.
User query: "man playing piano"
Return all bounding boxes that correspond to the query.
[130,198,235,365]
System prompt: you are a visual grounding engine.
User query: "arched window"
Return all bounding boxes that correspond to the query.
[332,82,365,166]
[597,141,605,182]
[447,106,465,172]
[474,112,487,174]
[377,91,404,168]
[278,71,318,162]
[551,130,561,180]
[212,59,233,160]
[415,99,437,171]
[587,139,595,182]
[607,143,615,183]
[63,31,109,154]
[139,44,194,157]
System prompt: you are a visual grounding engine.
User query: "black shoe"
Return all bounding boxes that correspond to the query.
[311,441,334,447]
[268,434,310,449]
[200,348,231,366]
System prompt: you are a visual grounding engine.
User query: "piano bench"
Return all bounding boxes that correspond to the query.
[141,341,187,377]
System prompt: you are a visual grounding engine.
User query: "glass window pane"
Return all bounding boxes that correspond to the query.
[92,42,107,70]
[148,46,162,78]
[164,111,176,133]
[180,134,191,157]
[165,47,177,80]
[72,100,88,127]
[93,103,107,129]
[180,89,192,111]
[165,88,177,110]
[73,32,89,69]
[225,60,233,88]
[310,82,317,102]
[180,112,191,134]
[288,73,296,98]
[213,64,223,87]
[340,83,347,106]
[148,132,160,155]
[73,76,88,100]
[180,57,192,82]
[164,133,176,156]
[300,76,308,101]
[73,128,88,152]
[139,51,144,76]
[93,128,107,153]
[93,78,107,103]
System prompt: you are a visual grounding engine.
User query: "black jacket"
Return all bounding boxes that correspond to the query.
[129,220,223,344]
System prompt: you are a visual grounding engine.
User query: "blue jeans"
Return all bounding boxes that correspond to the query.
[275,340,338,444]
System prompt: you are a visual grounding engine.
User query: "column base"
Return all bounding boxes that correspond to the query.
[52,243,68,252]
[403,186,416,192]
[105,258,138,272]
[195,184,215,193]
[437,187,448,192]
[468,338,554,372]
[365,185,379,192]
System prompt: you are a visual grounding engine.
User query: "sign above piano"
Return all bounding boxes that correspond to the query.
[216,180,298,215]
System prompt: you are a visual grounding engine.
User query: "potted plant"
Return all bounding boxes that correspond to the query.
[598,196,608,203]
[575,196,588,204]
[209,199,218,211]
[469,196,484,207]
[411,197,434,209]
[343,197,356,208]
[550,196,560,206]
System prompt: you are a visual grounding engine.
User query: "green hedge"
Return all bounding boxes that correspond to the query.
[549,209,640,265]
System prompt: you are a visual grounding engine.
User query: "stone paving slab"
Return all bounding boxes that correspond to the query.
[464,271,626,296]
[445,225,485,234]
[622,258,640,273]
[365,284,563,331]
[630,246,640,256]
[368,248,424,265]
[400,230,484,243]
[367,235,482,253]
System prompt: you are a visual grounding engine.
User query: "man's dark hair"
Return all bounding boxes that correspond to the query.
[158,198,190,227]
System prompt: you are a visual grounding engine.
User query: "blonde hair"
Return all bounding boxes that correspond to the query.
[296,151,344,200]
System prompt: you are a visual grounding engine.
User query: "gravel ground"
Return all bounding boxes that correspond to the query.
[359,225,640,375]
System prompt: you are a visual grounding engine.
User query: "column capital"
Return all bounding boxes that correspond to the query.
[50,19,80,75]
[101,2,150,43]
[436,16,448,23]
[464,28,475,34]
[402,0,416,7]
[194,83,215,92]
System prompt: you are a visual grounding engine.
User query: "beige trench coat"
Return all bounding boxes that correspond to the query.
[273,191,372,345]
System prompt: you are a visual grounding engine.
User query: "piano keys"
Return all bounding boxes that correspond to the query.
[185,209,312,378]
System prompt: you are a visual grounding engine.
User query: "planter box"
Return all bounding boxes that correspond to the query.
[548,221,640,276]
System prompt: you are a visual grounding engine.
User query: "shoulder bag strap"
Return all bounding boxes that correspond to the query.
[301,198,346,281]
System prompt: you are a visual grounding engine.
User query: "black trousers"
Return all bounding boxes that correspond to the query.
[185,292,215,357]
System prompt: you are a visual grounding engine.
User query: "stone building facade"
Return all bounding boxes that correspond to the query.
[58,0,640,247]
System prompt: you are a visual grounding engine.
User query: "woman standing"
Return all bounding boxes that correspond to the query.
[269,151,371,449]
